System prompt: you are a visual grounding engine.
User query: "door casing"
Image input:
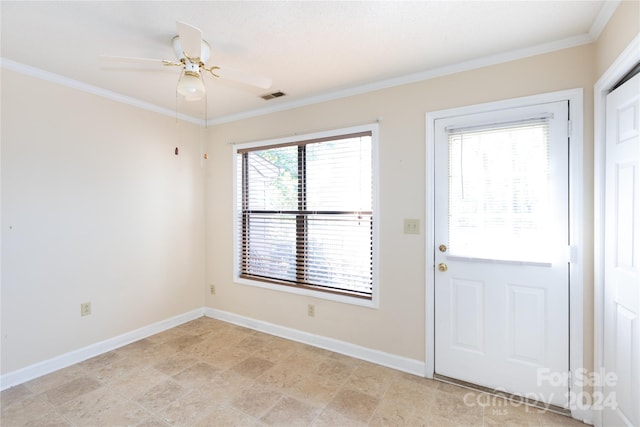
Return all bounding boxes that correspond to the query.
[593,34,640,427]
[425,88,585,421]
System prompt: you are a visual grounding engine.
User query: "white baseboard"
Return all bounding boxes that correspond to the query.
[0,308,204,391]
[572,407,594,426]
[1,306,426,391]
[205,308,426,377]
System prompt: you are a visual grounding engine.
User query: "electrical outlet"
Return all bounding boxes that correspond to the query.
[404,218,420,234]
[210,285,216,295]
[80,302,91,317]
[307,304,315,317]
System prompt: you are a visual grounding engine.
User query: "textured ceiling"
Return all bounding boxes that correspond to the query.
[1,1,610,123]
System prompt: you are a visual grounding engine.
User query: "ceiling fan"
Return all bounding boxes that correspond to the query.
[102,21,272,101]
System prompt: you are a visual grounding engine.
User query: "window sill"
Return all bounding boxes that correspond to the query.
[234,276,379,308]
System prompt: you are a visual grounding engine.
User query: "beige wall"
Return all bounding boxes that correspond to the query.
[1,70,206,374]
[1,0,636,381]
[595,0,640,79]
[205,44,596,364]
[206,1,638,371]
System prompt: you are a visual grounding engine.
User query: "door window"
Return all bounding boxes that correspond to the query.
[447,119,552,263]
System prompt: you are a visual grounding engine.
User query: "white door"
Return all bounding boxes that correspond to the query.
[434,101,570,407]
[603,72,640,427]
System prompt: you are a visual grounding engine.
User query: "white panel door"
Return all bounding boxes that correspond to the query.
[603,72,640,427]
[434,101,570,407]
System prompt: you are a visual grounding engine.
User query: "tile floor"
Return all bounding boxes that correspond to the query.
[1,317,586,426]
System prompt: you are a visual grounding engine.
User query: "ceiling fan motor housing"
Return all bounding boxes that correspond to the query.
[183,61,200,73]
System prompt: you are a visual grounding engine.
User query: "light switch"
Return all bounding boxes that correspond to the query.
[404,219,420,234]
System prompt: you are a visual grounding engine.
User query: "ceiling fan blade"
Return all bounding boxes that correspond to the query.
[213,67,273,90]
[99,55,180,66]
[176,21,202,60]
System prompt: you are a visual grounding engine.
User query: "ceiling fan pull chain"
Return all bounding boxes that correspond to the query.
[175,85,179,124]
[205,78,208,128]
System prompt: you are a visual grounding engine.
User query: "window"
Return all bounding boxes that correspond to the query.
[234,125,377,302]
[447,118,552,263]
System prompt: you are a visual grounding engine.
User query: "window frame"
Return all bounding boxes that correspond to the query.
[232,124,379,308]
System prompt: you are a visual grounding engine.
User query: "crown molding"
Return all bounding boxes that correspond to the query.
[589,0,620,40]
[207,33,594,126]
[2,0,617,130]
[0,58,204,126]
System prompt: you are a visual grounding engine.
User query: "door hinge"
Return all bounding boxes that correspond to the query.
[568,245,577,263]
[567,120,572,138]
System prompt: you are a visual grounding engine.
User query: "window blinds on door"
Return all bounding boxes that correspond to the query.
[447,118,552,263]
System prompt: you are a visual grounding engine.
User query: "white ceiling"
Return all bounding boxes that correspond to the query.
[1,1,612,123]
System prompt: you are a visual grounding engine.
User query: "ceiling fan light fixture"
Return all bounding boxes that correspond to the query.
[177,70,205,100]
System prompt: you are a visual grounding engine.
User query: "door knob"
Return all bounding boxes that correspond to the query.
[438,263,448,272]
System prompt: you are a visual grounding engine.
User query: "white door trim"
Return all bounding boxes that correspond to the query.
[593,33,640,427]
[425,88,585,420]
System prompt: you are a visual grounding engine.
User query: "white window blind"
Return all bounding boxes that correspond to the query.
[237,131,374,298]
[447,118,552,263]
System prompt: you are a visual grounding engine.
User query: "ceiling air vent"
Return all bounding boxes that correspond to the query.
[261,91,286,100]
